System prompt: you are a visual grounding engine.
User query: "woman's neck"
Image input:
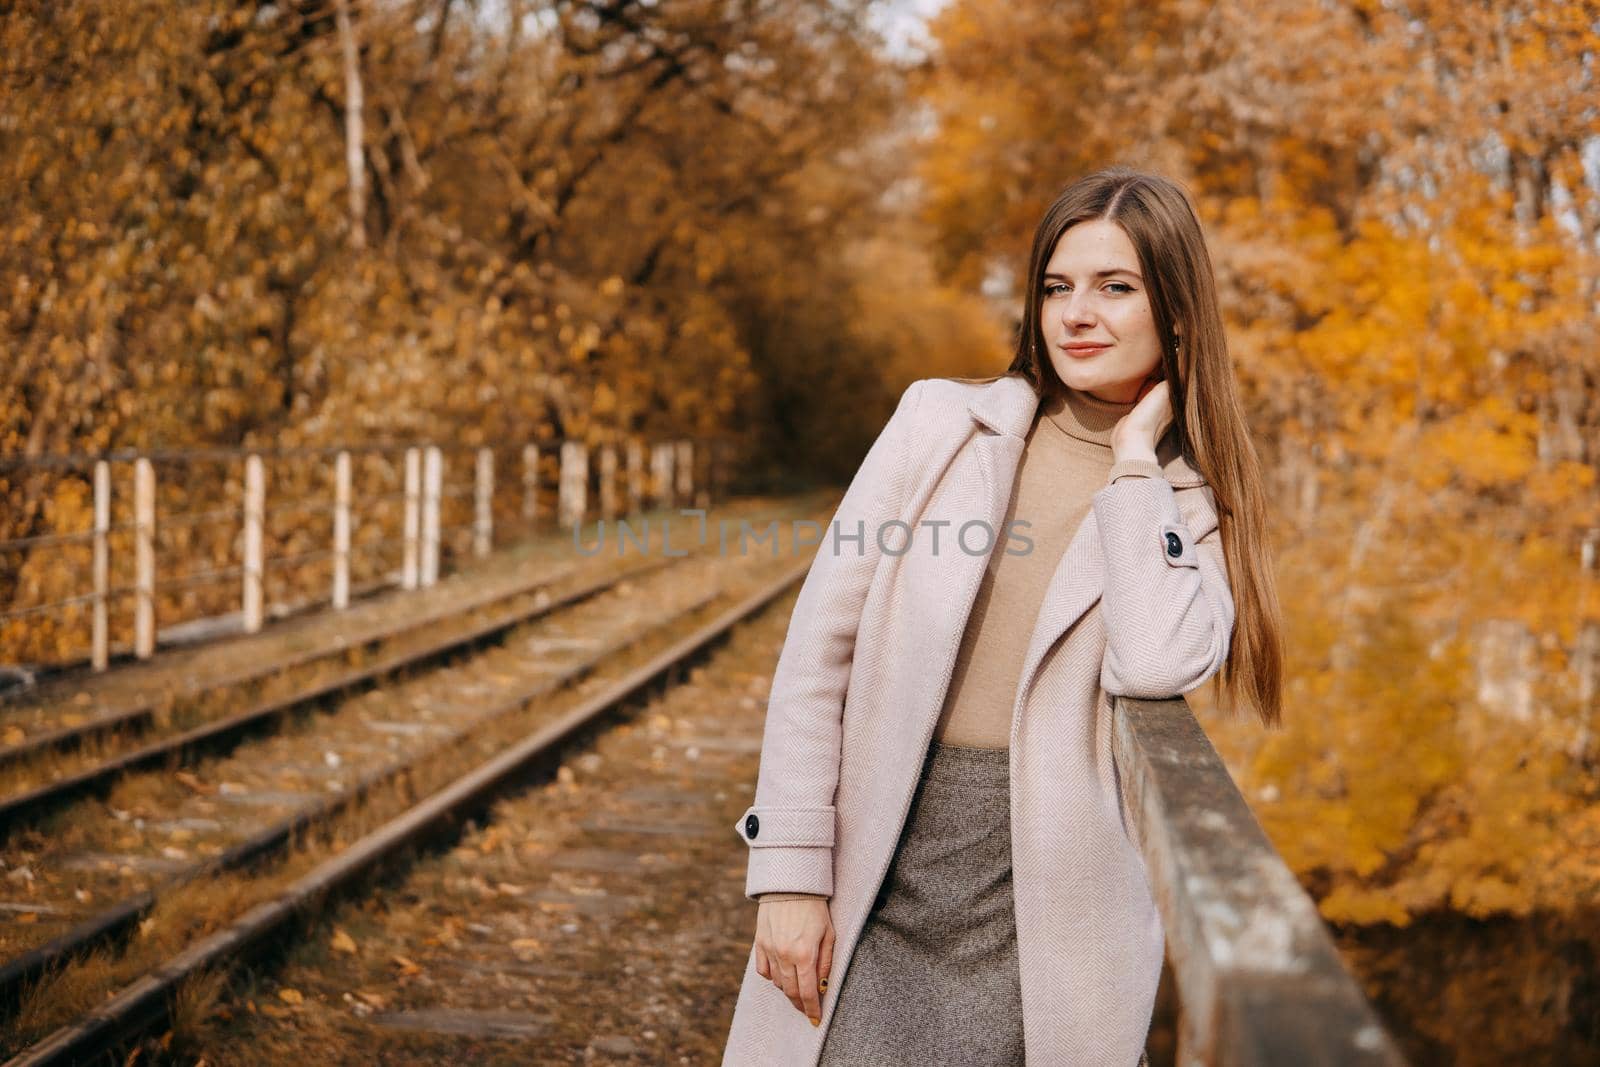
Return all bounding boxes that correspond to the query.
[1038,385,1136,449]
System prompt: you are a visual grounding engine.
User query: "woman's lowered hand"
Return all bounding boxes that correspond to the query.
[754,897,835,1026]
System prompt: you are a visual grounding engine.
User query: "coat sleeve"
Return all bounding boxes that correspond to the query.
[733,379,927,899]
[1091,468,1235,699]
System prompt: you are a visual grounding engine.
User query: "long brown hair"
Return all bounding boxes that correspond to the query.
[959,167,1284,728]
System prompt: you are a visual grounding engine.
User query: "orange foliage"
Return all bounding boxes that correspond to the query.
[919,0,1600,943]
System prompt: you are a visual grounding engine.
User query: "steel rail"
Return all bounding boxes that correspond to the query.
[3,558,807,1066]
[0,580,723,1015]
[0,556,681,840]
[0,560,601,768]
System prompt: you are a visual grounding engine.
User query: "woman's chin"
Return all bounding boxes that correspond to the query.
[1051,365,1139,402]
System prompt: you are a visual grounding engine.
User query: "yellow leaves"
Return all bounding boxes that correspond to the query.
[1523,462,1596,511]
[330,928,358,954]
[1450,876,1528,919]
[573,321,601,356]
[1317,884,1411,926]
[1415,398,1538,491]
[277,988,304,1006]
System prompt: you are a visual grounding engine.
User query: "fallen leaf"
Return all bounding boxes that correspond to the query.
[277,988,304,1005]
[2,726,24,746]
[330,928,357,954]
[510,938,543,952]
[391,955,422,977]
[174,772,215,796]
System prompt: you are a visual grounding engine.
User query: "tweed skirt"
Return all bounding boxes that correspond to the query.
[816,739,1153,1067]
[817,739,1024,1066]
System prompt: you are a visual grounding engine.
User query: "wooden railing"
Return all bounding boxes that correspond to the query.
[1115,697,1409,1066]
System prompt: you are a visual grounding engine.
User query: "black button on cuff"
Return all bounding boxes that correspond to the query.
[1164,531,1183,558]
[745,813,760,839]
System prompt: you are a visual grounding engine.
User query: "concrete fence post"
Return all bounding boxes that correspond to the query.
[474,447,493,558]
[521,444,539,530]
[133,457,155,659]
[558,442,589,530]
[92,460,110,671]
[675,439,694,509]
[421,445,442,586]
[599,445,618,521]
[242,454,264,634]
[402,447,421,590]
[333,450,351,609]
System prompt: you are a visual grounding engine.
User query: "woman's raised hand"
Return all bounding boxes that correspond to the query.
[754,898,835,1026]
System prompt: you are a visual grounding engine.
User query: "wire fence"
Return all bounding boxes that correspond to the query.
[0,435,729,672]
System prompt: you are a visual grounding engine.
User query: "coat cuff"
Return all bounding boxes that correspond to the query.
[756,892,830,904]
[1106,458,1167,485]
[735,805,836,898]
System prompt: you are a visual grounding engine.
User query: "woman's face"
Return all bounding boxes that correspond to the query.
[1039,218,1164,405]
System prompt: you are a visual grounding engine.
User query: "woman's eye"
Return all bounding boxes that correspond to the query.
[1045,281,1133,295]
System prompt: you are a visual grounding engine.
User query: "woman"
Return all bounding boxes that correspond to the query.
[721,167,1284,1066]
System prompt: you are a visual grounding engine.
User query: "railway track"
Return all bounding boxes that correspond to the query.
[3,548,807,1065]
[0,557,681,841]
[0,550,601,773]
[185,571,797,1066]
[0,502,825,1049]
[0,556,710,1014]
[0,495,799,841]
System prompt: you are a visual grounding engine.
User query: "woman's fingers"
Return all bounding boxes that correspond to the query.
[817,921,835,998]
[794,948,822,1024]
[777,957,803,1014]
[755,900,831,1023]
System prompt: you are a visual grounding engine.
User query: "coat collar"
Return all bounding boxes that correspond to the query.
[964,373,1208,488]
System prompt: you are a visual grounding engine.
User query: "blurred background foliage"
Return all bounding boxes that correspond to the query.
[4,0,1600,1061]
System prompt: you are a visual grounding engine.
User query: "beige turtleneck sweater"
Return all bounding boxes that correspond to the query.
[757,384,1149,904]
[929,383,1136,748]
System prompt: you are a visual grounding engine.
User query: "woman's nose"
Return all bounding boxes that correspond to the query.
[1060,293,1095,327]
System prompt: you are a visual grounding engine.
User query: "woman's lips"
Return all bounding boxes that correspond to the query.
[1061,343,1110,358]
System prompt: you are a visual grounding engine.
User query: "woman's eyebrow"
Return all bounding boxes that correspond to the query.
[1043,268,1143,281]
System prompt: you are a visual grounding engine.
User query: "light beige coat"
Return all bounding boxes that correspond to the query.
[721,374,1234,1066]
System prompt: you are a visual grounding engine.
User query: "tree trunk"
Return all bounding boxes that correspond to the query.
[334,0,367,251]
